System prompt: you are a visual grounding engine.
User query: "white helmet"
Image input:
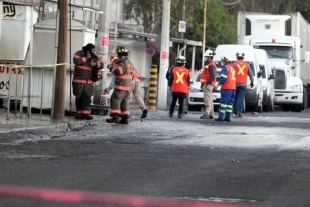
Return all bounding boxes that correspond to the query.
[204,49,215,57]
[176,56,186,63]
[221,55,231,62]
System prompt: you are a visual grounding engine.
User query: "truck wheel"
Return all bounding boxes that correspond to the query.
[293,104,302,112]
[282,105,290,112]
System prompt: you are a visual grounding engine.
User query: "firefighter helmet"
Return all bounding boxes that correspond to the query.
[116,46,129,58]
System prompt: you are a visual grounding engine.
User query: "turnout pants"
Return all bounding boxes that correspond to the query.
[72,83,94,115]
[110,89,130,118]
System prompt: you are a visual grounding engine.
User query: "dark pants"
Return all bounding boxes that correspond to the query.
[110,89,130,118]
[72,83,94,115]
[170,92,187,115]
[233,85,247,114]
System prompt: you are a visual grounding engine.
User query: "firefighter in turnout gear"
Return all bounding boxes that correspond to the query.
[214,55,236,122]
[106,46,134,124]
[200,49,217,120]
[233,52,254,117]
[72,43,103,120]
[168,56,190,119]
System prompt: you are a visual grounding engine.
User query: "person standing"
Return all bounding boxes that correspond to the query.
[166,58,188,114]
[105,47,148,119]
[72,43,103,120]
[200,49,217,119]
[105,46,134,124]
[168,56,190,119]
[233,52,254,117]
[214,55,236,122]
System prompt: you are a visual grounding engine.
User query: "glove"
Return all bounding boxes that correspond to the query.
[86,52,92,60]
[104,88,110,94]
[97,72,102,80]
[107,64,113,70]
[90,61,97,67]
[250,82,254,88]
[200,84,205,90]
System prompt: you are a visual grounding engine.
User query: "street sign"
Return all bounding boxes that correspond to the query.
[178,20,186,33]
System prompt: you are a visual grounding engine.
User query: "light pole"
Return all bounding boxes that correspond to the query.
[202,0,207,68]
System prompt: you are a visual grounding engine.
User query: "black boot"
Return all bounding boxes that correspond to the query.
[119,118,129,124]
[106,116,120,123]
[141,109,148,118]
[82,114,93,120]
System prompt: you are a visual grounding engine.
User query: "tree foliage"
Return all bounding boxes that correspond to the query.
[123,0,310,68]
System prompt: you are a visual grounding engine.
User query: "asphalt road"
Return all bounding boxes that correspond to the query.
[0,109,310,207]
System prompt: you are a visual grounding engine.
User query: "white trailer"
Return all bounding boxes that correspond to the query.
[237,11,310,112]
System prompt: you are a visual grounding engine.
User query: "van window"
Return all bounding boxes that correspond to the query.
[259,65,266,78]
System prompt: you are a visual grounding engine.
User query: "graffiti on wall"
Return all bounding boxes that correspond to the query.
[0,63,22,91]
[2,4,24,19]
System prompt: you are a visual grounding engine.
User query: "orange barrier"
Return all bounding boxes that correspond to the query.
[0,184,248,207]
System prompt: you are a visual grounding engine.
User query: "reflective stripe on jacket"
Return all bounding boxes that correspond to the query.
[111,59,133,92]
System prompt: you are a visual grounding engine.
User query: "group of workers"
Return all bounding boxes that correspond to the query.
[199,49,253,122]
[72,43,148,124]
[167,49,253,122]
[72,43,253,124]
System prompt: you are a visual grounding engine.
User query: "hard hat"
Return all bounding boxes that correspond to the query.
[176,56,186,63]
[204,49,215,57]
[221,55,231,62]
[236,52,245,57]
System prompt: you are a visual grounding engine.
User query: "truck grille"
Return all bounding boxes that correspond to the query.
[275,69,286,89]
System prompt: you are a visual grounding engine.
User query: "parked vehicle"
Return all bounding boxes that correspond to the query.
[213,44,263,112]
[237,12,310,112]
[254,49,275,112]
[188,69,221,111]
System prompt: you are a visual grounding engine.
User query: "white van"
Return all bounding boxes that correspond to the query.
[213,44,263,112]
[254,49,275,112]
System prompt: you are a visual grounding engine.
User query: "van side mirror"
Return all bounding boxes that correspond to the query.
[268,74,275,80]
[257,72,262,78]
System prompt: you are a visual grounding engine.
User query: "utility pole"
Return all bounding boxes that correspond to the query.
[53,0,68,120]
[157,0,171,110]
[202,0,207,68]
[96,0,111,99]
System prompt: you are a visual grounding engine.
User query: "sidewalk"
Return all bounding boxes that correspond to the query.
[0,107,170,145]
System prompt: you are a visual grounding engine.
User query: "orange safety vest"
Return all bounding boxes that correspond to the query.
[171,66,190,93]
[200,61,217,86]
[221,65,236,90]
[233,60,249,84]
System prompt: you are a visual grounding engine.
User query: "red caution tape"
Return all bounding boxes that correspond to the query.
[0,184,249,207]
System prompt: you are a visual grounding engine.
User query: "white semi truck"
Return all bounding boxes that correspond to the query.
[237,11,310,112]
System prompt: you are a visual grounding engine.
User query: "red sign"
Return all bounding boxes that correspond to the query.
[0,62,22,75]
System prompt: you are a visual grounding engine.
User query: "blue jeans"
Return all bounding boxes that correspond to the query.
[168,91,187,112]
[233,85,247,114]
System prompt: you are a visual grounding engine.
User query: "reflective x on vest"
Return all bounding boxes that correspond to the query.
[231,68,236,80]
[175,71,185,83]
[237,64,246,75]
